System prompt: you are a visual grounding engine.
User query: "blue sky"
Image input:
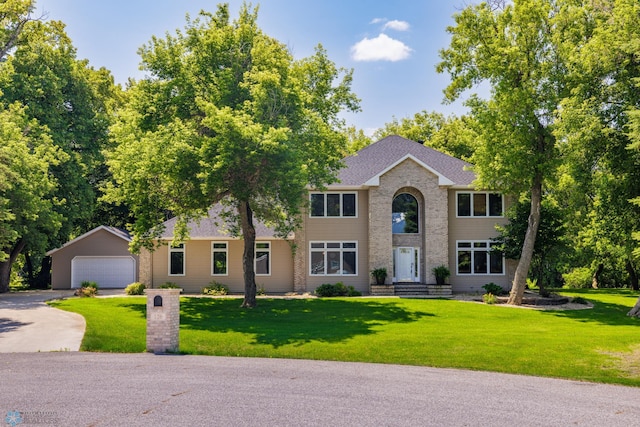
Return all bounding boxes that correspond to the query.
[36,0,469,134]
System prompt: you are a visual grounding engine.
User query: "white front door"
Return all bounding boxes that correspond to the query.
[394,247,418,282]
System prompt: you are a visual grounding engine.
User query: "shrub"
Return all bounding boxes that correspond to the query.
[482,282,504,295]
[257,284,266,296]
[160,282,180,289]
[314,282,361,297]
[562,267,592,289]
[125,282,146,295]
[202,281,229,296]
[74,286,98,297]
[81,281,99,289]
[483,293,497,304]
[571,296,589,305]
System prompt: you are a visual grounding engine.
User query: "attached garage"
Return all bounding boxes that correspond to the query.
[47,226,139,290]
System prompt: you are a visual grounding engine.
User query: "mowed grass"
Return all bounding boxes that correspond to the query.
[49,289,640,386]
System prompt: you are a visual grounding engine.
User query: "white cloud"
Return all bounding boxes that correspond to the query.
[370,18,385,24]
[383,20,410,32]
[350,34,413,62]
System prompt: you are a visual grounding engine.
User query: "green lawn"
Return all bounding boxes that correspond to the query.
[49,289,640,386]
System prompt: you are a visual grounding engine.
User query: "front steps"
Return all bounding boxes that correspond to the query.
[369,283,452,297]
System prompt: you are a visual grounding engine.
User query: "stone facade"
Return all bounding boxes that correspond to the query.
[139,247,152,286]
[369,158,449,285]
[145,288,181,353]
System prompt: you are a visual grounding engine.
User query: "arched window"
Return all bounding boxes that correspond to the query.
[392,193,419,234]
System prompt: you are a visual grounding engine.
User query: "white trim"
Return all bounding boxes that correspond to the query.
[364,154,455,187]
[309,192,358,218]
[393,247,420,282]
[168,243,186,276]
[46,226,131,256]
[255,241,271,276]
[309,241,358,276]
[211,241,229,276]
[455,240,505,276]
[455,191,504,218]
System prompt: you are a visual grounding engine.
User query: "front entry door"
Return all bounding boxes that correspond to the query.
[395,247,418,282]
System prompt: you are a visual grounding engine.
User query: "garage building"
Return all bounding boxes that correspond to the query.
[47,226,139,289]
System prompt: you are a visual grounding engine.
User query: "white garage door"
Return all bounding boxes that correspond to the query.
[71,256,136,289]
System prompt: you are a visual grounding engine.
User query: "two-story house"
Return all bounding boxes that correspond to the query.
[139,135,515,295]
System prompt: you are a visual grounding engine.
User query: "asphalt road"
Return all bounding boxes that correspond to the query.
[2,352,639,426]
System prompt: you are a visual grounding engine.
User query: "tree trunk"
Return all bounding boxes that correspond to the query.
[628,295,640,317]
[591,263,604,289]
[507,176,542,305]
[239,200,257,308]
[626,259,638,291]
[0,239,26,293]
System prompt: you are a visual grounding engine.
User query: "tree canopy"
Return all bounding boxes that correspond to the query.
[105,3,359,307]
[0,1,121,291]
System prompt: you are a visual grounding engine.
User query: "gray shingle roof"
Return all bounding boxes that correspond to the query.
[159,204,278,240]
[336,135,475,188]
[159,136,475,239]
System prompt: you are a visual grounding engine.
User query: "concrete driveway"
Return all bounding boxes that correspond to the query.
[2,352,640,426]
[0,290,86,352]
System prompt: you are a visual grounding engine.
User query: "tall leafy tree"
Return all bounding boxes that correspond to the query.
[0,104,66,292]
[0,18,122,287]
[553,0,640,292]
[438,0,566,304]
[0,0,35,59]
[105,4,359,307]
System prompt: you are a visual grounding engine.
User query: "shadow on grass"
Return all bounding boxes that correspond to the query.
[180,298,433,348]
[543,289,640,327]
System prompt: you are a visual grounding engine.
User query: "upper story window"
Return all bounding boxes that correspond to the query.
[310,192,357,218]
[392,193,419,234]
[457,192,503,217]
[169,243,185,276]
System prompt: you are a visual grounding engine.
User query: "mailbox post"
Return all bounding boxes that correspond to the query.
[145,288,181,353]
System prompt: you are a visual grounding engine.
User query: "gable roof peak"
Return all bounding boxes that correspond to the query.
[337,135,475,188]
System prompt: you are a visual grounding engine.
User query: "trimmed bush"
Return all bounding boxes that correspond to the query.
[125,282,146,295]
[160,282,180,289]
[314,282,361,297]
[202,281,229,296]
[482,282,504,296]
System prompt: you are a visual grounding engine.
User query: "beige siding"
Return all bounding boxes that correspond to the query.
[296,190,370,293]
[151,239,294,294]
[50,229,139,290]
[447,189,515,292]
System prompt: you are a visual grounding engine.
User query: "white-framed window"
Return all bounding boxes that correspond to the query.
[456,192,503,217]
[309,192,357,218]
[456,241,504,275]
[309,241,357,276]
[211,242,228,276]
[169,243,185,276]
[255,242,271,276]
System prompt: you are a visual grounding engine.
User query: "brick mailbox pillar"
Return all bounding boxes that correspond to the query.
[145,288,181,353]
